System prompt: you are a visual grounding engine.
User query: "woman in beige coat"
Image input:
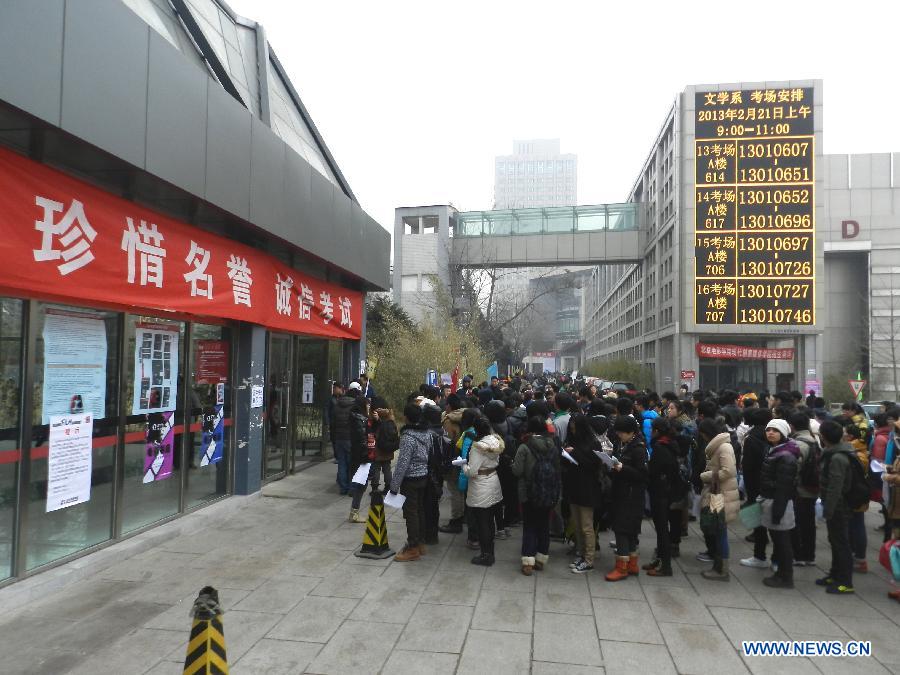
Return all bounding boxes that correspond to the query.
[698,418,740,581]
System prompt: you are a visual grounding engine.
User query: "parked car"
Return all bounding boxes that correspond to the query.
[612,381,638,397]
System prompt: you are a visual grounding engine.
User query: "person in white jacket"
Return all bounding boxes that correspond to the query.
[461,417,505,566]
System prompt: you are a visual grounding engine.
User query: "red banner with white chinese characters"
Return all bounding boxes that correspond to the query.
[696,343,795,361]
[0,146,362,339]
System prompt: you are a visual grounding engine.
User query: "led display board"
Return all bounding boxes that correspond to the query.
[694,87,815,325]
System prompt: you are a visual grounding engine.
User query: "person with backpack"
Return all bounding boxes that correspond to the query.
[348,402,397,523]
[512,415,561,575]
[843,422,871,574]
[422,404,449,545]
[563,414,603,574]
[460,417,505,566]
[438,396,467,535]
[870,412,894,541]
[789,411,820,567]
[740,408,773,569]
[605,416,648,582]
[485,400,518,538]
[757,419,800,588]
[816,420,859,594]
[643,416,681,577]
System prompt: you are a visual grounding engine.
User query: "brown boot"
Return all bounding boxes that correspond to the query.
[534,552,548,571]
[606,555,630,582]
[521,556,535,576]
[394,545,421,562]
[627,554,639,575]
[417,543,427,556]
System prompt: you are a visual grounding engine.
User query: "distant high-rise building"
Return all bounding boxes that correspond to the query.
[494,139,577,209]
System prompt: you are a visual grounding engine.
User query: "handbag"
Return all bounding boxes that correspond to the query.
[739,501,762,530]
[700,472,725,537]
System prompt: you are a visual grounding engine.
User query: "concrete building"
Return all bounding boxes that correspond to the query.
[0,0,389,583]
[494,139,577,209]
[583,79,900,402]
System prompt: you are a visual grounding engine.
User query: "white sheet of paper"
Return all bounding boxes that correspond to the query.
[871,458,885,474]
[597,451,619,469]
[384,492,406,509]
[352,463,371,485]
[561,449,579,465]
[451,457,467,467]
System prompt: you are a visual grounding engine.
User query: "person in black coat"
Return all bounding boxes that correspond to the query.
[758,419,800,588]
[644,417,680,576]
[563,413,602,573]
[739,407,772,566]
[605,415,649,581]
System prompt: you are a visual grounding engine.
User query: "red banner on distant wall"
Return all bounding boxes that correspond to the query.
[0,146,362,339]
[696,343,795,361]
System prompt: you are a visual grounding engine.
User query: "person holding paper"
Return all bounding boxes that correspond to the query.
[563,414,603,574]
[512,416,560,575]
[389,403,433,562]
[461,417,505,566]
[605,416,649,582]
[349,402,398,523]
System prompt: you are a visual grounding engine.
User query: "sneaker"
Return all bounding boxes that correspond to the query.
[740,556,769,569]
[826,584,855,595]
[793,559,813,567]
[571,560,594,574]
[815,575,836,586]
[854,559,868,573]
[495,528,510,540]
[349,509,364,524]
[744,533,756,543]
[696,551,713,563]
[439,521,463,534]
[569,556,585,569]
[471,554,494,567]
[466,540,480,550]
[609,540,617,549]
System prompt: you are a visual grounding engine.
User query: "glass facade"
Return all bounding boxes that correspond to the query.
[455,203,641,237]
[0,298,239,578]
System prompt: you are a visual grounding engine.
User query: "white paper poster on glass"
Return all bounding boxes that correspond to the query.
[41,309,107,424]
[251,385,264,409]
[132,325,179,415]
[46,413,94,512]
[302,373,314,404]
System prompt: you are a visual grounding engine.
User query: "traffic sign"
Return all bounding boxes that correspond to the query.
[848,379,866,398]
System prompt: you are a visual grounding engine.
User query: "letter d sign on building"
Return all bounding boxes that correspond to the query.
[842,220,860,239]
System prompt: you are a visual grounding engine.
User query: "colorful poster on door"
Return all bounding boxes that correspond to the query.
[143,411,174,482]
[200,405,224,466]
[132,324,179,415]
[195,340,229,384]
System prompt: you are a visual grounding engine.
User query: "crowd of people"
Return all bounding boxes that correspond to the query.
[327,373,900,597]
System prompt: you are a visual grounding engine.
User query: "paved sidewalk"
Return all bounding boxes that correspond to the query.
[1,462,897,674]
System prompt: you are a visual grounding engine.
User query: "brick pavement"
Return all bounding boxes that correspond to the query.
[0,461,896,674]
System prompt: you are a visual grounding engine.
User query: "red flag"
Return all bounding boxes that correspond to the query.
[451,362,459,393]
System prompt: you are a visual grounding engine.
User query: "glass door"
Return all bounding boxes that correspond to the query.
[264,333,293,480]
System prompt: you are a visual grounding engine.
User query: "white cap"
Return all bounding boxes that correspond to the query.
[766,418,791,440]
[348,382,362,391]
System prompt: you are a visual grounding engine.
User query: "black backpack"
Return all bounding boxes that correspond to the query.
[845,452,871,510]
[797,437,820,491]
[528,440,561,508]
[376,420,400,454]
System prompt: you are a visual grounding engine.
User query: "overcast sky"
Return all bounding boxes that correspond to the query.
[229,0,896,232]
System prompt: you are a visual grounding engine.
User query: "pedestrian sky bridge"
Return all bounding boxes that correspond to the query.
[450,203,647,268]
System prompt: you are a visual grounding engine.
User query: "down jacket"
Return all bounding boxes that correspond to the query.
[700,432,740,523]
[462,434,505,508]
[758,439,800,527]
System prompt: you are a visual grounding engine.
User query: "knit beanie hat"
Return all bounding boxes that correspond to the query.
[765,418,791,440]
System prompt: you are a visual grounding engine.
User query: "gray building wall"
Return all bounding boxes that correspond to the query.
[392,206,455,324]
[0,0,390,292]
